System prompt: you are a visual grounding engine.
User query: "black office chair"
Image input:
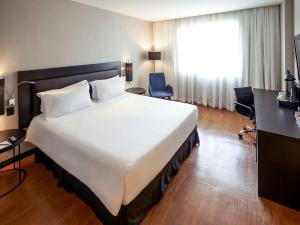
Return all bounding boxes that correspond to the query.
[234,87,256,139]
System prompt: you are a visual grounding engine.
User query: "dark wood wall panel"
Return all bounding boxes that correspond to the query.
[18,61,121,129]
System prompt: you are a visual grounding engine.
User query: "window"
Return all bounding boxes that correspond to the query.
[176,20,242,80]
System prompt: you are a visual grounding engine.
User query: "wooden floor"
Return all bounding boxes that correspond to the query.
[1,106,300,225]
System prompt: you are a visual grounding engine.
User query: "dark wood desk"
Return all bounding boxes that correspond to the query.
[254,89,300,211]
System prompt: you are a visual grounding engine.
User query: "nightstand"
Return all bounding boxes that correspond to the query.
[0,129,26,198]
[125,87,146,95]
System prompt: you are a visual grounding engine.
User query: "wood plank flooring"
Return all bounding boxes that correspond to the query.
[1,106,300,225]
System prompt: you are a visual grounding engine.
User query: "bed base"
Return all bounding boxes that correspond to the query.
[35,127,199,225]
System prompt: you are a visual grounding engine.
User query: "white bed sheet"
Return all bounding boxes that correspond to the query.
[26,93,198,216]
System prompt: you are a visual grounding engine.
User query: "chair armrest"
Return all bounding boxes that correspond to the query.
[234,102,253,112]
[166,84,174,94]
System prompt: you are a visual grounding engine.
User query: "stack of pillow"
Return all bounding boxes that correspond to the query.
[37,76,126,120]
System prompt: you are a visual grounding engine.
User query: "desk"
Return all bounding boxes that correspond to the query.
[254,89,300,210]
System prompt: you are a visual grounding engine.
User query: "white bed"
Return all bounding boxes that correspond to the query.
[26,93,198,216]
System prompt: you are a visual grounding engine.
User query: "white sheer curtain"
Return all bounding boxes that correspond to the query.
[153,5,281,110]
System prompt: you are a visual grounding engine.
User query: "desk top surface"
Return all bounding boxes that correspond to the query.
[254,89,300,140]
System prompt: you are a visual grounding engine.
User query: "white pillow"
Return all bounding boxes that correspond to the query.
[37,80,92,119]
[90,76,126,102]
[37,80,88,113]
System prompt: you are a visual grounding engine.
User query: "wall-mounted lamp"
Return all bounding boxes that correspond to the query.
[148,51,161,72]
[125,60,133,83]
[0,77,4,115]
[7,81,35,116]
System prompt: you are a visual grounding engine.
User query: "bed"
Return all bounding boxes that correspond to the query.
[18,61,199,225]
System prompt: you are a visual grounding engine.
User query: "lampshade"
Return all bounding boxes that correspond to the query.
[148,52,161,60]
[125,63,133,82]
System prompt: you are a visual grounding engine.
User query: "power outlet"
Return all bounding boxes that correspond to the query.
[8,98,15,106]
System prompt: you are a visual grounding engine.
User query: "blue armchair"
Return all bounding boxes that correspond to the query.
[149,73,173,99]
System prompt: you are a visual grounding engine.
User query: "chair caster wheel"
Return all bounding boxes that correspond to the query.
[238,134,243,139]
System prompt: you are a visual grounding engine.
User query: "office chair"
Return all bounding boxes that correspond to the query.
[234,86,256,139]
[149,73,173,99]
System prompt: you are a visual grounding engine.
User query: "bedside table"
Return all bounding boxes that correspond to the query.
[0,129,26,198]
[125,87,146,95]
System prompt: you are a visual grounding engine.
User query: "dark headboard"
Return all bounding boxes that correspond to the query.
[18,61,121,129]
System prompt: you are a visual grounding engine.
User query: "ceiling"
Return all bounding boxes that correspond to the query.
[70,0,283,22]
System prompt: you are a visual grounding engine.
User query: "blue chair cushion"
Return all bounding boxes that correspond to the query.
[150,90,173,98]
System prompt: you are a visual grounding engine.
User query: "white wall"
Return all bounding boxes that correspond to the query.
[0,0,153,131]
[295,0,300,78]
[285,0,294,73]
[281,0,295,89]
[0,0,153,161]
[295,0,300,34]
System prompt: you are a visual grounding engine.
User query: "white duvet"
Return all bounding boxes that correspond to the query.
[26,93,198,216]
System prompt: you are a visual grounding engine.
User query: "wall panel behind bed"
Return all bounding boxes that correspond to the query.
[18,61,121,129]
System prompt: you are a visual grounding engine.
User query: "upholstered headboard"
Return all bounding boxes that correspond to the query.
[18,61,121,129]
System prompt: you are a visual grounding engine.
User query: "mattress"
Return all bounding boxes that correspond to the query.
[26,93,198,216]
